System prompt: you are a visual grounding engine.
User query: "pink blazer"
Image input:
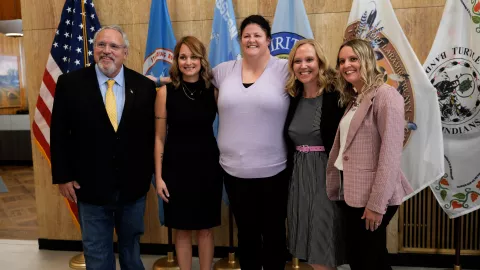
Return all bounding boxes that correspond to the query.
[326,84,413,214]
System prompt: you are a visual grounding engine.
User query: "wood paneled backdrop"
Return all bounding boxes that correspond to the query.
[0,0,22,21]
[21,0,446,250]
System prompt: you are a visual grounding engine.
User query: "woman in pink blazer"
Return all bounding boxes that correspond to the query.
[326,39,413,270]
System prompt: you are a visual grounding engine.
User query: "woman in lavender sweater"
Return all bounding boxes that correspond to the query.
[212,15,290,270]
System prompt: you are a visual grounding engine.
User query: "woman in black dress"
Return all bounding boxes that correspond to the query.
[154,36,222,270]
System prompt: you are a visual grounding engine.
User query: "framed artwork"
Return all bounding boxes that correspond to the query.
[0,55,21,108]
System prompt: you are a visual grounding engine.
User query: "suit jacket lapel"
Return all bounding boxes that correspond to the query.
[344,88,376,151]
[118,66,135,131]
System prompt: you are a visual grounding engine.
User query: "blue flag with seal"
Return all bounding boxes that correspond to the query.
[144,0,176,226]
[270,0,314,58]
[208,0,241,205]
[143,0,176,77]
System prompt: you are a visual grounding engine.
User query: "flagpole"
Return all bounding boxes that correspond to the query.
[453,217,461,270]
[152,227,179,270]
[69,253,86,269]
[213,207,240,270]
[67,1,93,269]
[81,0,89,66]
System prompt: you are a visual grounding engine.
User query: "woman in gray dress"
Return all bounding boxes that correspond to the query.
[284,39,346,270]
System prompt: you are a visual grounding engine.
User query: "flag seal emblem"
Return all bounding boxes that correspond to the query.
[344,2,416,146]
[426,53,480,134]
[424,0,480,135]
[270,32,304,59]
[143,48,174,76]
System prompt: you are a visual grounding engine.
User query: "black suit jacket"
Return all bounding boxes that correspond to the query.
[284,87,345,174]
[51,65,157,205]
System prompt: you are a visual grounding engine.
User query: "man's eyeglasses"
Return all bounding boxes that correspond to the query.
[95,42,125,51]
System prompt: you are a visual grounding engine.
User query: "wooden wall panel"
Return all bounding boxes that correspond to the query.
[232,0,258,17]
[95,1,150,25]
[172,20,214,46]
[21,0,446,249]
[395,6,444,63]
[391,0,445,8]
[0,0,22,21]
[168,0,215,21]
[20,0,64,31]
[314,0,353,13]
[312,12,350,66]
[122,24,149,71]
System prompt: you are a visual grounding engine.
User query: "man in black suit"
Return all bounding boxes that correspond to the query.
[51,25,156,270]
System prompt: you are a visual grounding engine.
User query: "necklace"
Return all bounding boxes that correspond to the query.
[182,82,199,100]
[351,93,364,112]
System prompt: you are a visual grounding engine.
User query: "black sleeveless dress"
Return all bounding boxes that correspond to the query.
[162,80,222,230]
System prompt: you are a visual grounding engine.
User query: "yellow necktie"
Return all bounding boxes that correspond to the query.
[105,79,118,131]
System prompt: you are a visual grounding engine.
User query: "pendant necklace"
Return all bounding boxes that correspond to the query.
[351,92,363,112]
[182,82,198,100]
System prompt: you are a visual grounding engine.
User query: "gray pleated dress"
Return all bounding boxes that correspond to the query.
[287,95,347,267]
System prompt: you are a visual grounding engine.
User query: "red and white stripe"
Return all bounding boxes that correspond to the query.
[32,54,63,161]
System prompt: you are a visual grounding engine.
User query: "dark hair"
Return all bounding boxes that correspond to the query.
[239,15,272,39]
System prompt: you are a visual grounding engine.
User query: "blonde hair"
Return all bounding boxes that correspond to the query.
[335,39,384,106]
[286,39,336,97]
[169,36,213,89]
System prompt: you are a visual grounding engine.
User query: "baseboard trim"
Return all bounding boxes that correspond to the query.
[0,160,33,166]
[38,239,480,268]
[38,239,230,258]
[390,252,480,269]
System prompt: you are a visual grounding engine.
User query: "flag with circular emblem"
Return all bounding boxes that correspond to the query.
[345,0,445,202]
[424,0,480,218]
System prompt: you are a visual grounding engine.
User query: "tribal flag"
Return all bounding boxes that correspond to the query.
[143,0,176,77]
[32,0,101,225]
[270,0,314,58]
[208,0,241,204]
[144,0,176,225]
[424,0,480,218]
[345,0,444,200]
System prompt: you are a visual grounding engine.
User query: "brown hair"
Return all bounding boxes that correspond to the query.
[286,39,336,97]
[169,36,213,89]
[335,39,384,106]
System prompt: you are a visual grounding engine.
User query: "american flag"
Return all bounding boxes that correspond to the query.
[32,0,100,224]
[33,0,100,161]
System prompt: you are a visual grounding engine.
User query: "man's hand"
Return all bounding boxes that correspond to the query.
[146,75,171,87]
[58,181,81,203]
[146,75,158,83]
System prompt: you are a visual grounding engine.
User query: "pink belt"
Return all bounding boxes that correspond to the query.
[295,145,325,152]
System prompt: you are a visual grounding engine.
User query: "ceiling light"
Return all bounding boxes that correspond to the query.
[5,33,23,37]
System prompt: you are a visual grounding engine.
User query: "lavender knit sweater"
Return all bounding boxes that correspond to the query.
[213,57,290,178]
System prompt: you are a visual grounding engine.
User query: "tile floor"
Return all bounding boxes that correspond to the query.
[0,239,474,270]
